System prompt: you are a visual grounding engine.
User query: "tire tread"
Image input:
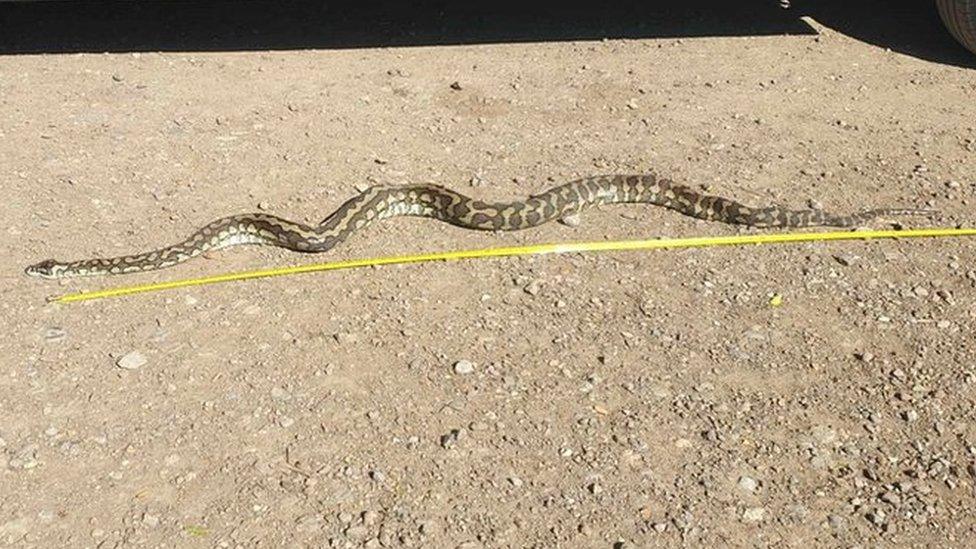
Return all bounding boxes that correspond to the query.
[936,0,976,54]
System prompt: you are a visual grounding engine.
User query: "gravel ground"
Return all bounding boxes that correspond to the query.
[2,2,975,547]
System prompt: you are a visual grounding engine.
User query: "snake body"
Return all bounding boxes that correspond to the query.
[25,173,931,278]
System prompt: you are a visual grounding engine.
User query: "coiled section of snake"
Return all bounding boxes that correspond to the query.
[25,173,933,278]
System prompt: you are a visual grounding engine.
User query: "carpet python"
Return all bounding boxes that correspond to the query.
[26,173,931,278]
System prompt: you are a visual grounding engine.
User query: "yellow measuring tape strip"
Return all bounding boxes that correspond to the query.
[50,227,976,304]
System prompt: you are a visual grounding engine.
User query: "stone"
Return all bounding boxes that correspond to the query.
[116,351,147,370]
[558,213,582,227]
[453,360,475,375]
[738,476,759,492]
[43,327,66,342]
[743,507,765,522]
[867,508,886,526]
[440,428,463,449]
[142,513,160,527]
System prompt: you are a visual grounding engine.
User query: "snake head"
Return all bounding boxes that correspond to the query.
[25,259,67,279]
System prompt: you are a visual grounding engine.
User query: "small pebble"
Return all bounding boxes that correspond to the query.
[345,525,368,540]
[880,491,901,505]
[523,280,542,295]
[142,513,159,527]
[833,253,858,266]
[362,510,379,525]
[453,360,475,375]
[742,507,765,522]
[827,514,845,530]
[508,476,524,488]
[440,428,463,449]
[43,327,66,342]
[902,409,919,422]
[449,81,463,91]
[418,519,437,535]
[738,476,758,492]
[559,213,582,227]
[116,351,147,370]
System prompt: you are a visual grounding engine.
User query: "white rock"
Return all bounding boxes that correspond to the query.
[43,328,66,342]
[142,513,159,527]
[453,360,475,375]
[743,507,766,522]
[116,351,147,370]
[738,476,759,492]
[558,213,582,227]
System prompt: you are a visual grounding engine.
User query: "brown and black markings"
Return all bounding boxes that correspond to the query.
[25,173,933,279]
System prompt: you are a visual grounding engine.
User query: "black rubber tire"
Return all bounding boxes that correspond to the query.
[936,0,976,54]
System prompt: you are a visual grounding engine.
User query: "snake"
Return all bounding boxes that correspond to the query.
[25,173,932,279]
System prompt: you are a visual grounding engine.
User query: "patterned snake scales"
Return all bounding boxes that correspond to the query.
[26,173,932,278]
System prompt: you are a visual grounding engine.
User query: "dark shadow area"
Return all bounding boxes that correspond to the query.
[799,0,976,68]
[0,0,811,53]
[0,0,971,67]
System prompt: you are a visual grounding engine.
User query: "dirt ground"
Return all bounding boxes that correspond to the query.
[2,4,976,549]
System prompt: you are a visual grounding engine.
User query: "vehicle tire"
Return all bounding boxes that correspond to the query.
[936,0,976,54]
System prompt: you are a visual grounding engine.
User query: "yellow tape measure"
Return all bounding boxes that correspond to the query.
[49,227,976,304]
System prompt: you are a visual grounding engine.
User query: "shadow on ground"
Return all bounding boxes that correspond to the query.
[800,0,975,68]
[0,0,971,67]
